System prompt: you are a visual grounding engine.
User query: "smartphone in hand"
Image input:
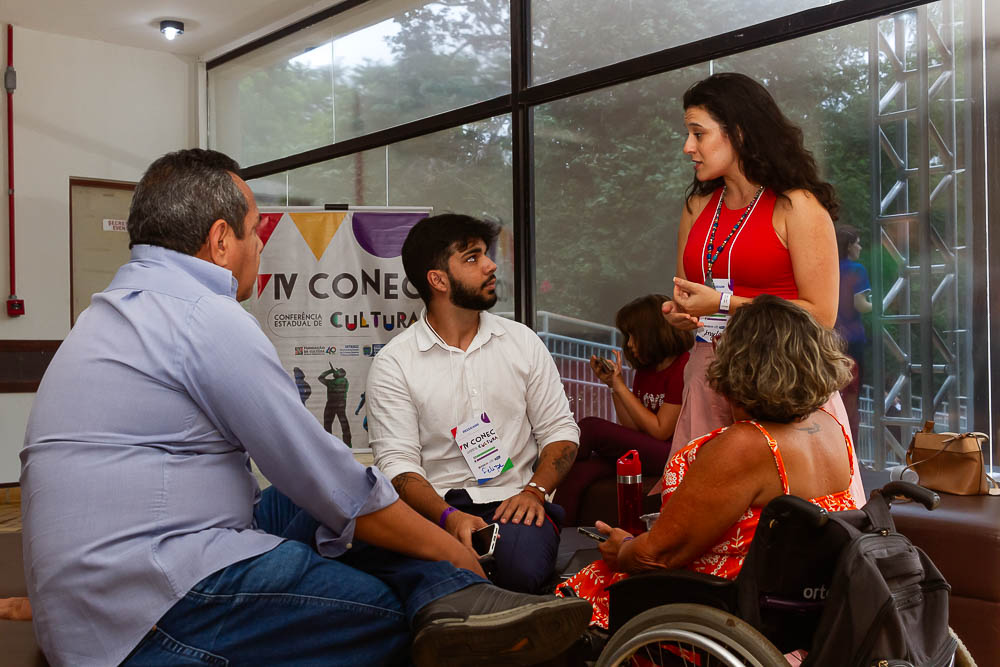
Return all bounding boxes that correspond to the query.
[471,523,500,561]
[596,357,615,374]
[577,526,608,543]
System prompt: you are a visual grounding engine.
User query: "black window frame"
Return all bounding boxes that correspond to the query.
[208,0,994,435]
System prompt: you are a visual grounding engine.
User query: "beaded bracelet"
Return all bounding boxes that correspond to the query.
[522,484,546,501]
[526,481,548,496]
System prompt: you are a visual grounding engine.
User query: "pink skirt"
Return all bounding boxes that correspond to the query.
[671,342,866,506]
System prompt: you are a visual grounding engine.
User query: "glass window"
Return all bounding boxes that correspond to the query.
[533,1,986,467]
[247,116,515,313]
[209,0,511,166]
[530,0,842,85]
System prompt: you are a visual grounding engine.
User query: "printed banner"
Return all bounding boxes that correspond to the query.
[248,208,430,451]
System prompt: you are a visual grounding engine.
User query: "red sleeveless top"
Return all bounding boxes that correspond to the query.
[682,187,799,300]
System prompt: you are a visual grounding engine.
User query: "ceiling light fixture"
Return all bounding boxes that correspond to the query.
[159,20,184,41]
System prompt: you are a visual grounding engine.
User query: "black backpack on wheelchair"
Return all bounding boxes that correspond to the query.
[603,481,960,666]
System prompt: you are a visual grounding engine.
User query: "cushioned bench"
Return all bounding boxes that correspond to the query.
[889,489,1000,666]
[853,468,999,666]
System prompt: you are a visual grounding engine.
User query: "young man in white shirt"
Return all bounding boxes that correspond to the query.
[367,214,580,593]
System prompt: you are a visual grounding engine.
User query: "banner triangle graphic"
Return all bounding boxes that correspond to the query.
[256,213,282,249]
[257,274,272,298]
[289,212,346,261]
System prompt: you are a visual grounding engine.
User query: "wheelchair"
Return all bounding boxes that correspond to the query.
[591,481,976,667]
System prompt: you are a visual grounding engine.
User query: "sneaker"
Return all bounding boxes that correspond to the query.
[411,583,592,666]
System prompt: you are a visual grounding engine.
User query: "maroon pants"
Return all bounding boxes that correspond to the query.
[554,417,672,526]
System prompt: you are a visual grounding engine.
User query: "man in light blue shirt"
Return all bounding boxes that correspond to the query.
[20,149,590,666]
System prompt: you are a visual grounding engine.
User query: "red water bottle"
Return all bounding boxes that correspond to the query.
[616,449,644,535]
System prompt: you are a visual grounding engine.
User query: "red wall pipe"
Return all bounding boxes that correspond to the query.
[6,24,14,299]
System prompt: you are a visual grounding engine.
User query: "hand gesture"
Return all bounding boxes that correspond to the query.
[444,509,488,549]
[595,520,635,572]
[589,352,622,387]
[493,489,546,526]
[662,298,702,331]
[672,277,726,319]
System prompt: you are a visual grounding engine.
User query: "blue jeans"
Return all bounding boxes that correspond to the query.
[122,488,484,666]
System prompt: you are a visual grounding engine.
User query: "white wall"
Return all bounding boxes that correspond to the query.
[0,25,198,482]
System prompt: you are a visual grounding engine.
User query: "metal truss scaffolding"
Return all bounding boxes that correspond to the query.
[867,0,972,469]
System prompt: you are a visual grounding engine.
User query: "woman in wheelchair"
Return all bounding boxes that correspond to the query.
[558,295,858,630]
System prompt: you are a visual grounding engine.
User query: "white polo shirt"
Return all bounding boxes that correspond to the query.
[367,310,580,503]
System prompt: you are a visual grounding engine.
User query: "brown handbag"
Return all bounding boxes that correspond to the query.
[904,421,996,495]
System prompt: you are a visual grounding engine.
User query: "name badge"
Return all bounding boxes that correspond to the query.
[451,412,514,484]
[696,278,733,343]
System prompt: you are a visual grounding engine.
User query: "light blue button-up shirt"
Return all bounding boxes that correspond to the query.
[21,245,397,667]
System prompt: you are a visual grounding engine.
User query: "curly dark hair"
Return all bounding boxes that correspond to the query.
[615,294,694,370]
[707,295,852,423]
[683,73,839,221]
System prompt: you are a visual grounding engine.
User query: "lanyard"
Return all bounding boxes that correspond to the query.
[703,186,764,285]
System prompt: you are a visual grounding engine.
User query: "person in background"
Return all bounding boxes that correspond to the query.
[558,296,859,630]
[554,294,693,526]
[660,72,865,504]
[835,227,872,443]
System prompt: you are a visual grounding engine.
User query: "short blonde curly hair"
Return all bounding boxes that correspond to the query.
[707,295,853,423]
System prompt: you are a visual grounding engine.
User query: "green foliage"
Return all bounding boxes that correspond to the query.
[236,2,883,327]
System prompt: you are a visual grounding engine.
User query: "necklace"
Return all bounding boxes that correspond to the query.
[703,185,765,285]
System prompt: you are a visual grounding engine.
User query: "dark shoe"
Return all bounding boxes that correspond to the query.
[411,583,592,666]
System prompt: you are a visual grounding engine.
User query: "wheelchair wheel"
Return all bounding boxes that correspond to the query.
[597,603,787,667]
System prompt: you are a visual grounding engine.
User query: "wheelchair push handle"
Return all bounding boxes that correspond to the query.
[878,481,940,510]
[764,495,829,528]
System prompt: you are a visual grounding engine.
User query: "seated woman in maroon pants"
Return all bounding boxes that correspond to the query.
[555,294,693,525]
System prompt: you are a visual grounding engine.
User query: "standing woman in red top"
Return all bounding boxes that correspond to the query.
[662,72,865,503]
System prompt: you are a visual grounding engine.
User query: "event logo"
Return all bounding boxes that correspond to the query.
[265,270,420,302]
[330,311,419,331]
[294,346,335,356]
[340,345,361,357]
[363,344,386,358]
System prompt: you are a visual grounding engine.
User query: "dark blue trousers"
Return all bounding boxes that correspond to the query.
[445,489,564,594]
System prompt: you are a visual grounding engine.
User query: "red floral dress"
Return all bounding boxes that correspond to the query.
[557,409,858,629]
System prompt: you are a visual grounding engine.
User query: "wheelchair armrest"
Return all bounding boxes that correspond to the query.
[607,569,737,635]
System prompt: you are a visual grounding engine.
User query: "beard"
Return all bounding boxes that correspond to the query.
[447,271,498,311]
